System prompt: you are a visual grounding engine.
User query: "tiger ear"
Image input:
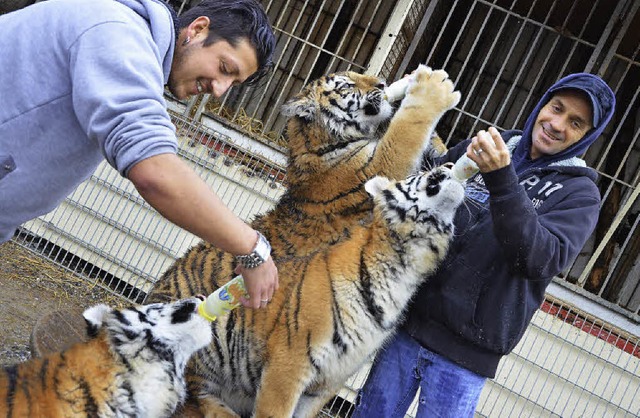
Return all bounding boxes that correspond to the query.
[281,95,317,122]
[365,176,391,197]
[83,304,111,338]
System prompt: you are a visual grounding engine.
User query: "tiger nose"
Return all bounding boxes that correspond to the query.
[443,162,454,169]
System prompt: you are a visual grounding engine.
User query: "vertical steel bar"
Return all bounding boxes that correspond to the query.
[396,0,441,78]
[261,0,337,130]
[193,94,211,121]
[577,183,640,287]
[555,0,601,77]
[584,0,634,74]
[432,0,466,71]
[327,0,384,73]
[366,0,416,75]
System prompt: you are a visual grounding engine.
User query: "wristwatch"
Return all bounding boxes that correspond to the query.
[235,231,271,269]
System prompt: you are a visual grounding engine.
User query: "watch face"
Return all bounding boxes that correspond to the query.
[236,232,271,268]
[254,232,271,259]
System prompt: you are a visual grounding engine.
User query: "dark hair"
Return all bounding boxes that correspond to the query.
[178,0,276,85]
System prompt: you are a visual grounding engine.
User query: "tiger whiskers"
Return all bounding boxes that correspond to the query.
[462,196,484,216]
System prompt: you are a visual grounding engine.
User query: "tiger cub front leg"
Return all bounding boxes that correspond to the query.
[371,65,461,180]
[252,360,313,418]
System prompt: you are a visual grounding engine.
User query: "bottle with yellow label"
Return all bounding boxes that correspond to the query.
[198,275,248,322]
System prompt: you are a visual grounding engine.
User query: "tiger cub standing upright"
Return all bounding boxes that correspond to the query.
[148,65,462,417]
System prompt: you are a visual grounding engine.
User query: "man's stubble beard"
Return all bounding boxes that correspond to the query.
[167,43,187,98]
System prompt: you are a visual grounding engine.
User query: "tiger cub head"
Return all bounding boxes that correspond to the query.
[365,164,465,236]
[83,296,212,368]
[282,71,391,137]
[281,71,392,170]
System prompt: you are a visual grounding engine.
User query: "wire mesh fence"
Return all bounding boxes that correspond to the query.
[16,110,287,303]
[477,296,639,417]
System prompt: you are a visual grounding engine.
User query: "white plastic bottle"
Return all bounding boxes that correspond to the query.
[384,77,410,102]
[198,275,248,322]
[451,154,479,181]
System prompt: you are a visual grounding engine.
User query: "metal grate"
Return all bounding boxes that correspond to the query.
[378,0,640,321]
[477,296,640,417]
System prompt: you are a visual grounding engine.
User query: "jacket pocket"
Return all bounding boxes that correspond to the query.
[0,155,16,181]
[437,257,484,330]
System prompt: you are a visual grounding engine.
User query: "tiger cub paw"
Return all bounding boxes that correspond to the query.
[403,65,461,112]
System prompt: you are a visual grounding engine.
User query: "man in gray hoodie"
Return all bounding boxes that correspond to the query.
[0,0,278,308]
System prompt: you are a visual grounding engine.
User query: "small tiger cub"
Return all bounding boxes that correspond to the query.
[0,297,211,418]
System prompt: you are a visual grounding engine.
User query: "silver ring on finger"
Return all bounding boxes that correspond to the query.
[474,148,483,156]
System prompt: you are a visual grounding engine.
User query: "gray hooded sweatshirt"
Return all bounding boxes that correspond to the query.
[0,0,178,242]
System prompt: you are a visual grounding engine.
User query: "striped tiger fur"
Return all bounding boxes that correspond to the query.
[147,65,462,417]
[0,297,212,418]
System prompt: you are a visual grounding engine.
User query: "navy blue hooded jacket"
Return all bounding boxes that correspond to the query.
[405,74,616,378]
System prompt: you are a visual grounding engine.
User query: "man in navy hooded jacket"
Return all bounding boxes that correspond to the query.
[353,73,616,417]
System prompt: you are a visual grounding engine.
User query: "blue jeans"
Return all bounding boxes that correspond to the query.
[352,329,486,418]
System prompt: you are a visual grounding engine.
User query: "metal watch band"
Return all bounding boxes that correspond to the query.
[235,231,271,269]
